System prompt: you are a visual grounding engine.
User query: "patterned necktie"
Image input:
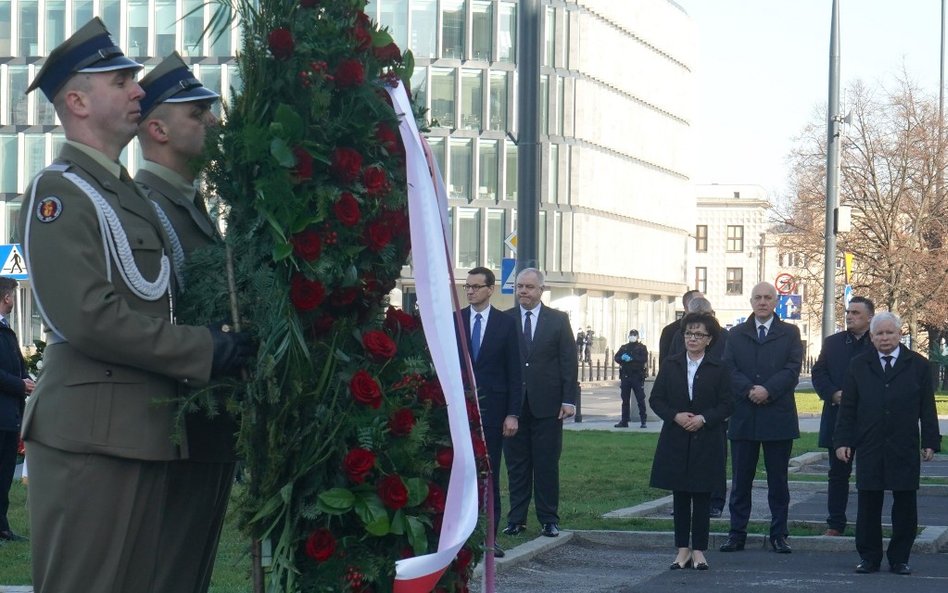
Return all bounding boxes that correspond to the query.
[471,313,482,361]
[523,311,533,349]
[758,324,766,342]
[882,355,893,374]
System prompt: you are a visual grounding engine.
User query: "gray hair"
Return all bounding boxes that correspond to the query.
[869,311,901,333]
[517,267,545,285]
[687,297,714,314]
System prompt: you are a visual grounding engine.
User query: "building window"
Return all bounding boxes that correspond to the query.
[427,137,446,178]
[379,0,408,51]
[100,0,120,40]
[410,0,437,58]
[488,71,508,131]
[478,140,498,200]
[430,67,456,128]
[505,142,517,201]
[7,66,28,125]
[441,0,465,59]
[410,67,428,115]
[471,1,492,61]
[0,1,11,55]
[457,207,480,268]
[0,135,17,193]
[538,210,547,271]
[547,144,558,203]
[695,225,708,252]
[695,267,707,293]
[127,0,149,57]
[486,209,504,268]
[449,138,472,200]
[726,225,744,252]
[45,0,66,54]
[459,69,482,130]
[498,2,517,62]
[539,74,549,136]
[726,268,743,295]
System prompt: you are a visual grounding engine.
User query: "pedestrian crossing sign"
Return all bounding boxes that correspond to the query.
[0,244,27,280]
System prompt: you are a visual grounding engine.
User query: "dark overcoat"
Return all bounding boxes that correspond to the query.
[834,347,942,491]
[649,352,734,492]
[724,316,802,441]
[810,330,872,448]
[0,324,27,432]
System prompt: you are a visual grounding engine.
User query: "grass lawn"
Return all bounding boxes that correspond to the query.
[794,390,948,416]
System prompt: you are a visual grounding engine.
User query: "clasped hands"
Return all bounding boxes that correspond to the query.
[674,412,705,432]
[748,385,769,405]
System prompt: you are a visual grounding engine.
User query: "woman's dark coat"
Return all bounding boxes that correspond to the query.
[834,347,941,491]
[649,351,734,492]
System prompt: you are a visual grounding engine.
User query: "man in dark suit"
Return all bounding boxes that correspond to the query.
[504,268,577,538]
[720,282,802,554]
[135,55,238,593]
[0,278,34,542]
[458,266,521,557]
[659,289,703,370]
[811,296,874,536]
[835,312,941,576]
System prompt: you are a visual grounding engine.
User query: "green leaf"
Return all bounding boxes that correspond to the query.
[390,509,407,535]
[405,477,429,507]
[317,488,355,513]
[274,104,305,142]
[271,241,293,262]
[402,50,416,85]
[372,29,394,48]
[406,516,428,555]
[354,493,391,536]
[270,137,296,168]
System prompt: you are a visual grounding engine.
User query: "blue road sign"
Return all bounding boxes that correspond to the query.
[777,294,802,320]
[0,244,27,280]
[501,258,516,294]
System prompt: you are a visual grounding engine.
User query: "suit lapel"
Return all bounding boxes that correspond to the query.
[477,306,501,364]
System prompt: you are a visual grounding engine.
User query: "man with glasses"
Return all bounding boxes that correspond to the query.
[613,329,649,428]
[720,282,802,555]
[811,296,874,537]
[458,267,521,557]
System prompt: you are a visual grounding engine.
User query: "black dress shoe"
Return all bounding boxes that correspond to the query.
[502,522,526,536]
[719,537,744,552]
[709,507,723,518]
[855,560,880,573]
[890,563,911,575]
[694,561,709,571]
[493,543,506,558]
[614,421,629,428]
[669,557,692,570]
[540,522,560,537]
[0,530,27,542]
[639,422,647,428]
[770,536,792,554]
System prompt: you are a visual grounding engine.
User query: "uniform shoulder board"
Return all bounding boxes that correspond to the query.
[44,163,71,173]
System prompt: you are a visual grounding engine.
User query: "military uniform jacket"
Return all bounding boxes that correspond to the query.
[18,143,214,461]
[136,165,238,462]
[834,348,942,491]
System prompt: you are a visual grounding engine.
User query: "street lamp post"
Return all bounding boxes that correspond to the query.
[823,0,841,340]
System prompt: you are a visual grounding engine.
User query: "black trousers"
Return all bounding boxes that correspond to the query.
[673,491,711,550]
[856,489,917,567]
[619,376,646,423]
[727,439,792,540]
[484,424,504,535]
[505,399,563,525]
[0,429,17,532]
[826,448,853,531]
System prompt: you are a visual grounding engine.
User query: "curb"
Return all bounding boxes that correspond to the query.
[473,532,574,577]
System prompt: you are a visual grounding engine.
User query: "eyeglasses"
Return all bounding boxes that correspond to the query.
[463,284,489,291]
[684,332,710,340]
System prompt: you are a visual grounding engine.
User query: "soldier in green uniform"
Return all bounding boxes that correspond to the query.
[18,18,251,593]
[134,53,237,593]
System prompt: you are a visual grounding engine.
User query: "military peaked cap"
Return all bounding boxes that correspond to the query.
[138,52,220,120]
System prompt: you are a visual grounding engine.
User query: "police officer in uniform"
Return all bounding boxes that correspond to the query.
[18,18,251,593]
[134,53,237,593]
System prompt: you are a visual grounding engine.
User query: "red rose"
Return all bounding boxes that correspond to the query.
[418,379,445,406]
[362,166,390,197]
[334,192,361,226]
[292,146,314,181]
[362,330,397,360]
[471,430,487,459]
[290,274,325,311]
[331,147,363,183]
[375,124,402,155]
[373,42,402,63]
[268,28,295,60]
[425,482,446,513]
[364,220,392,252]
[304,528,336,562]
[384,306,417,333]
[377,474,408,510]
[350,370,382,408]
[311,314,335,336]
[388,408,415,437]
[343,448,376,483]
[291,229,321,261]
[432,513,444,534]
[330,286,360,309]
[352,24,372,51]
[435,447,453,469]
[334,58,365,89]
[383,208,409,234]
[454,547,474,573]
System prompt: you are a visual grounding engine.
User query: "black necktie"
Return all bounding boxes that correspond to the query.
[471,313,482,361]
[523,311,533,349]
[882,355,893,374]
[758,325,766,342]
[0,318,8,329]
